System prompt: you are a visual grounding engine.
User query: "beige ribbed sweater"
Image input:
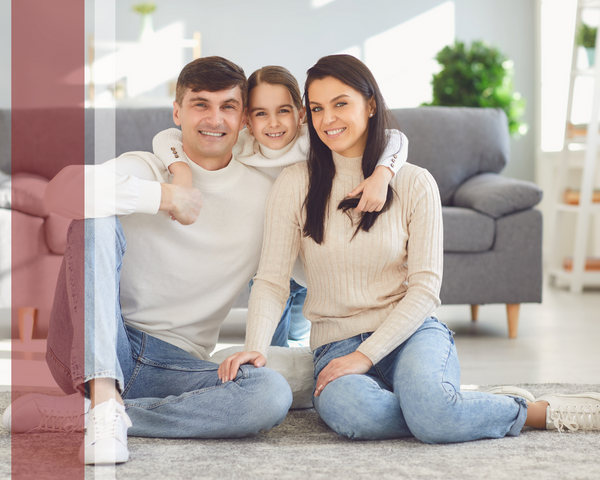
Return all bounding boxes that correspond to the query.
[245,152,444,365]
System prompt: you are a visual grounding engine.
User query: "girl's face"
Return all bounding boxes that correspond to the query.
[247,83,304,150]
[308,76,375,158]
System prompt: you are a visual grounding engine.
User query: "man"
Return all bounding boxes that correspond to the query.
[3,57,292,465]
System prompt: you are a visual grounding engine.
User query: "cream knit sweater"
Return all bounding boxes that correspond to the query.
[245,152,443,365]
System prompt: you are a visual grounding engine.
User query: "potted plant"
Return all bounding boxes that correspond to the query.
[576,22,597,67]
[423,40,527,137]
[132,2,157,41]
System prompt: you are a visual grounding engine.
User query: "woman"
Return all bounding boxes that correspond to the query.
[219,54,599,442]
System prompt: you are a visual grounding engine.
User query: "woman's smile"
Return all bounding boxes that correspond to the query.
[308,76,374,158]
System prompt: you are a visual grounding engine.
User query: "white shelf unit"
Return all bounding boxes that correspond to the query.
[548,0,600,293]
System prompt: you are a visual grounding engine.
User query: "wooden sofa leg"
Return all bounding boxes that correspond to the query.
[18,307,37,342]
[506,304,520,339]
[470,305,479,321]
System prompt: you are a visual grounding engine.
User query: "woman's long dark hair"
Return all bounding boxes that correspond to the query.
[302,54,399,244]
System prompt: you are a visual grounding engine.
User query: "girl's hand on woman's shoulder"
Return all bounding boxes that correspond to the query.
[314,351,373,397]
[347,165,393,212]
[218,351,266,383]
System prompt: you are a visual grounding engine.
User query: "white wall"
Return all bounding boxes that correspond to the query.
[0,0,536,181]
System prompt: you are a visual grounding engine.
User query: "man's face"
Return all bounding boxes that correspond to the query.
[173,86,246,168]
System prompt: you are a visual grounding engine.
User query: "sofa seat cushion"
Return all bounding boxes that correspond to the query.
[443,207,495,253]
[8,173,50,218]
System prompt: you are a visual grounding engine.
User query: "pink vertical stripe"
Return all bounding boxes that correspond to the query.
[12,0,85,477]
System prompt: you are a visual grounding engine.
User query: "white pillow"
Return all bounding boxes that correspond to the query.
[211,346,315,409]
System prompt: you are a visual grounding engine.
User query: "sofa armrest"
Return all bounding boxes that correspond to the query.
[453,173,542,218]
[2,173,69,255]
[3,173,51,218]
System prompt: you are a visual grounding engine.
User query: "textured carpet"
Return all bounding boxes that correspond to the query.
[1,384,599,480]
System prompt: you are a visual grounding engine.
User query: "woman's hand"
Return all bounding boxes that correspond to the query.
[217,351,266,383]
[347,165,393,212]
[314,351,373,397]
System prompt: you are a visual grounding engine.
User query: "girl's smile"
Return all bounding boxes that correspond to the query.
[248,83,304,150]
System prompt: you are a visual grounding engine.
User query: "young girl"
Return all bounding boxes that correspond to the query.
[219,55,600,440]
[153,65,408,348]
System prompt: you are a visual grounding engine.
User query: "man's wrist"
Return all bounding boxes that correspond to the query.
[159,183,176,211]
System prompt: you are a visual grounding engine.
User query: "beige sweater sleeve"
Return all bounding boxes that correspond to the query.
[244,167,304,356]
[356,170,444,364]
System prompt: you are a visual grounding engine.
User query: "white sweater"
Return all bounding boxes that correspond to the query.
[152,126,409,287]
[45,147,274,360]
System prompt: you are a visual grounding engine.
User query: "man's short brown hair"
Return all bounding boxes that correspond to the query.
[175,56,248,107]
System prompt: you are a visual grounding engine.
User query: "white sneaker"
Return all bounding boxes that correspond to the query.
[80,399,132,465]
[536,392,600,432]
[2,393,91,433]
[485,386,535,403]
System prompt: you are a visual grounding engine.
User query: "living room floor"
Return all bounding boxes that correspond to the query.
[1,281,598,392]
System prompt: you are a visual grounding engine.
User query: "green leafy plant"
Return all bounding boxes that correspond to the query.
[132,2,156,15]
[576,23,597,49]
[423,40,527,137]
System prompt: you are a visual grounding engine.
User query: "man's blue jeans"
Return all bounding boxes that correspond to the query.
[45,217,292,438]
[312,317,528,444]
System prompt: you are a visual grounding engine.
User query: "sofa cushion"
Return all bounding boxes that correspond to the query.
[453,173,543,218]
[390,107,510,205]
[443,207,495,253]
[0,108,177,179]
[9,174,50,218]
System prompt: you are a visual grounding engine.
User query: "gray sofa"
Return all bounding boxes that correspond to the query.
[391,107,543,337]
[0,108,177,337]
[0,106,542,339]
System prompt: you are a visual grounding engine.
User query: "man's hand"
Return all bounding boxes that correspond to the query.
[218,351,266,383]
[160,183,202,225]
[347,165,394,212]
[314,351,373,397]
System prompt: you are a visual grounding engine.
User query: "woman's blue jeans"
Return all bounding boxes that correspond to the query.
[45,217,292,438]
[312,317,528,444]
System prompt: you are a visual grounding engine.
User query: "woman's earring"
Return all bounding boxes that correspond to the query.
[369,113,374,118]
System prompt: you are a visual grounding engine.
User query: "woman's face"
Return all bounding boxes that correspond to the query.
[247,83,304,150]
[308,76,375,158]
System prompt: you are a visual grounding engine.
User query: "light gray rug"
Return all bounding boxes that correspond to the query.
[1,384,599,480]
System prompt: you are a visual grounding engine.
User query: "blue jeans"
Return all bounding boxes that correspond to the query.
[312,317,528,444]
[249,278,311,348]
[46,217,292,438]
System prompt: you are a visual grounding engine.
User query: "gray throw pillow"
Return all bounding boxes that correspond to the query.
[453,173,542,218]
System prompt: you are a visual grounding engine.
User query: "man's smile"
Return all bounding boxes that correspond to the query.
[199,130,226,137]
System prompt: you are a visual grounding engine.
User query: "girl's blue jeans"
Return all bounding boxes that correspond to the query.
[249,278,311,348]
[45,217,292,438]
[312,317,528,444]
